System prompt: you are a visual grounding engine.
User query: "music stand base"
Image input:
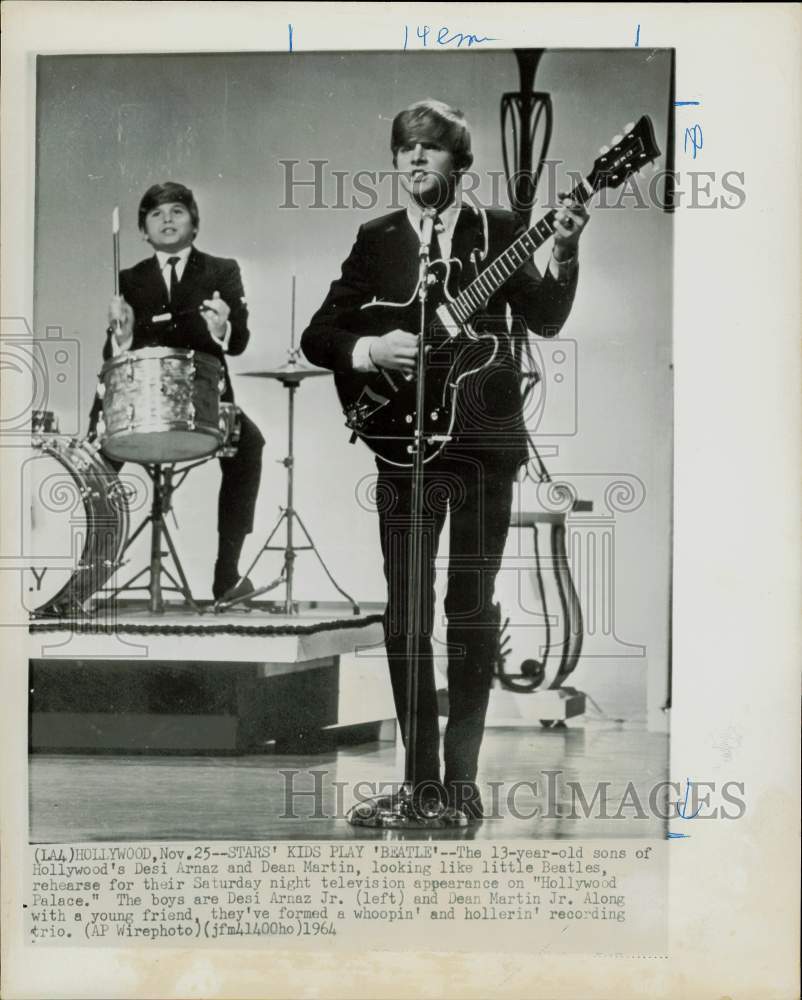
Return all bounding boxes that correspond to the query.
[346,786,469,829]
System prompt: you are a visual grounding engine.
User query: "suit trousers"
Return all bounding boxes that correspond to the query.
[376,452,515,789]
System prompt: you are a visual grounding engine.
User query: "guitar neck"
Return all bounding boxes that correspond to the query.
[450,176,594,324]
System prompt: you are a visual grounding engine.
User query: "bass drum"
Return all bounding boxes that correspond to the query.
[23,437,130,616]
[97,347,224,464]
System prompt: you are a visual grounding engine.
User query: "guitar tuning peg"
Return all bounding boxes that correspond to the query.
[624,121,635,133]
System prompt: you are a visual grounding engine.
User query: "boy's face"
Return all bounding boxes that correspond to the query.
[396,134,458,208]
[141,201,196,252]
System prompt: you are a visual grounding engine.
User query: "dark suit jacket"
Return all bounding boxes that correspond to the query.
[301,206,578,467]
[103,247,250,403]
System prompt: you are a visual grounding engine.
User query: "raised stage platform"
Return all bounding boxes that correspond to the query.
[28,600,391,754]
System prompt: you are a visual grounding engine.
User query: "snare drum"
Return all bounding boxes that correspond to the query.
[23,437,130,615]
[96,347,224,464]
[217,402,242,458]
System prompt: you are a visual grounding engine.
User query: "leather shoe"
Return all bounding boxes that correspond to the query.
[214,576,255,605]
[447,781,484,821]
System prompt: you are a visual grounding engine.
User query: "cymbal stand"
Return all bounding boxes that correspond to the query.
[218,278,360,616]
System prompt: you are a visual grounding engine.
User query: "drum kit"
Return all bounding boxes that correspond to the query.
[28,286,355,618]
[28,346,244,616]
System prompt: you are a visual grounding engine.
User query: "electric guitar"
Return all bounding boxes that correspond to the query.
[335,115,661,467]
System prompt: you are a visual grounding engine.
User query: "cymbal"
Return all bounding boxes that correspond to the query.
[240,362,332,384]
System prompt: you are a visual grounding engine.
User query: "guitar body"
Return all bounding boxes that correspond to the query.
[334,295,499,467]
[329,118,662,468]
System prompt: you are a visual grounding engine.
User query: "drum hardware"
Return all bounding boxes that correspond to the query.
[217,276,359,616]
[216,403,242,459]
[32,410,60,435]
[101,378,243,615]
[109,458,211,615]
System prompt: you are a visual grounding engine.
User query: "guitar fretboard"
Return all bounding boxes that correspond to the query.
[450,176,594,324]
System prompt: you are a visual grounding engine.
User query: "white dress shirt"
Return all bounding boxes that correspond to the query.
[155,245,193,288]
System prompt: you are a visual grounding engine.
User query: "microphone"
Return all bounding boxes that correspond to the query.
[419,207,437,256]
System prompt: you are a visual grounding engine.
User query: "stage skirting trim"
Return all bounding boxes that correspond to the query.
[29,613,383,638]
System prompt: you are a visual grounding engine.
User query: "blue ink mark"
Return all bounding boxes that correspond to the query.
[288,24,293,52]
[683,124,703,159]
[667,832,691,839]
[675,778,702,819]
[437,27,497,47]
[635,24,640,46]
[675,100,701,106]
[407,24,498,48]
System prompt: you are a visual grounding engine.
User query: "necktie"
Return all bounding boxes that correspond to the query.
[167,256,180,301]
[430,215,444,262]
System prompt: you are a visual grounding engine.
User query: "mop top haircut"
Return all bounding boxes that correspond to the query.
[137,182,200,232]
[391,99,474,173]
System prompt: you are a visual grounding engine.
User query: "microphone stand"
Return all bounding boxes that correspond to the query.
[348,209,466,829]
[404,212,435,801]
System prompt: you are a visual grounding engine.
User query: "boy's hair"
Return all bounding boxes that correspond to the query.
[138,182,200,232]
[391,100,474,172]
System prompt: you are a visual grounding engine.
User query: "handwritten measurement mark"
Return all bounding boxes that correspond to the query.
[635,24,640,46]
[675,100,701,106]
[288,23,293,52]
[403,25,498,50]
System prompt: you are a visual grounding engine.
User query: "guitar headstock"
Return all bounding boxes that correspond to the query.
[588,115,662,191]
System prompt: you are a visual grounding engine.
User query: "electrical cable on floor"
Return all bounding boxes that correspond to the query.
[582,692,626,725]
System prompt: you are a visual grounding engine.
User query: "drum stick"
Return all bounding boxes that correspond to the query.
[112,206,121,335]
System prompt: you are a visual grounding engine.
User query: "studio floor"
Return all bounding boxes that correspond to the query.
[29,721,668,842]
